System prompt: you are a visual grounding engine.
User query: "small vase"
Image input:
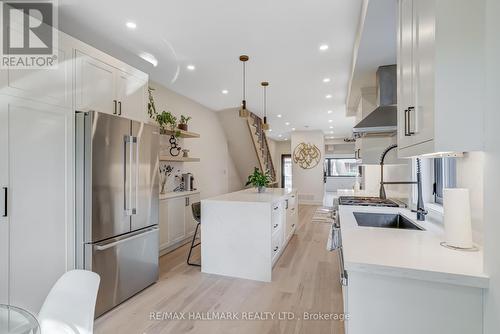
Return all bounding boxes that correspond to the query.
[178,123,188,131]
[257,186,266,193]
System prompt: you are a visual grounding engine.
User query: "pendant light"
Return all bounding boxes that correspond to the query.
[261,81,270,130]
[239,55,250,118]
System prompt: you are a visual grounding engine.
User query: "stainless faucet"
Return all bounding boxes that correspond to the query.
[379,144,427,221]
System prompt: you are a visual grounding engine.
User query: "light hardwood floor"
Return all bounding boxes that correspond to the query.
[94,205,344,334]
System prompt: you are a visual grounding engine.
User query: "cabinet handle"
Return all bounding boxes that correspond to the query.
[273,206,278,211]
[274,223,278,229]
[273,246,279,252]
[407,106,415,135]
[113,100,117,114]
[118,101,122,115]
[404,108,409,136]
[2,187,7,217]
[357,149,361,159]
[185,197,190,207]
[285,199,289,209]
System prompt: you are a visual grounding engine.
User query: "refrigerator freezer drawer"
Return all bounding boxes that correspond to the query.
[85,226,159,317]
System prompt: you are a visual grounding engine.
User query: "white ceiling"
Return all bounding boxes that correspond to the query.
[58,0,363,140]
[347,0,397,116]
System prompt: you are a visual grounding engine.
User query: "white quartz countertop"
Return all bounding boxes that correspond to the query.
[203,188,297,204]
[339,205,489,288]
[159,190,200,200]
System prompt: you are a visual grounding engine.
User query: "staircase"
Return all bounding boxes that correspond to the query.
[217,108,277,187]
[247,112,277,184]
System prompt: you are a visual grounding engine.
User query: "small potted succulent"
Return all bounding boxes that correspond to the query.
[178,115,192,131]
[245,167,272,193]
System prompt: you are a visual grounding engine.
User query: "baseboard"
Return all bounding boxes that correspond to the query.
[159,233,195,256]
[298,200,323,205]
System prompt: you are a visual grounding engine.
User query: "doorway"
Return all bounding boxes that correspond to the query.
[281,154,292,188]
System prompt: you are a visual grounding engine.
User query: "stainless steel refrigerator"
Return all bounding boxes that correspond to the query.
[75,111,159,317]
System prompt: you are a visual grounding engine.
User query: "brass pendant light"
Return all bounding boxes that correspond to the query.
[261,81,270,130]
[239,55,250,118]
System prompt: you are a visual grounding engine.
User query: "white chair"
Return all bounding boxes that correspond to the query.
[38,270,100,334]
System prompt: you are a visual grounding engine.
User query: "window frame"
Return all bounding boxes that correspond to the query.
[324,157,360,177]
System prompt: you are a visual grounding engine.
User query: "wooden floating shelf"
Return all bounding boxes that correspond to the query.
[159,156,200,162]
[161,129,200,138]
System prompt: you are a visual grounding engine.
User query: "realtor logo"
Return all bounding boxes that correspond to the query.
[1,0,58,69]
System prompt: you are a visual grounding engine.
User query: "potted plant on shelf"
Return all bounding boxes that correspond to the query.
[178,115,192,131]
[147,87,180,137]
[245,167,272,193]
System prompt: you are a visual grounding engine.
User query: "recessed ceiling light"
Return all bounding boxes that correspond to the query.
[329,131,334,134]
[138,52,158,67]
[323,78,331,83]
[278,134,282,138]
[329,126,333,129]
[186,64,196,71]
[328,119,333,123]
[221,89,228,94]
[285,122,290,126]
[277,114,282,118]
[325,94,332,99]
[292,128,296,131]
[268,129,272,132]
[327,110,333,114]
[126,21,137,29]
[319,44,329,51]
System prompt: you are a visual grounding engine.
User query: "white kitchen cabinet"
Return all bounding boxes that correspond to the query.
[0,31,74,108]
[285,195,298,241]
[166,196,186,245]
[75,51,116,115]
[159,192,201,253]
[397,0,485,157]
[0,96,72,313]
[75,49,148,123]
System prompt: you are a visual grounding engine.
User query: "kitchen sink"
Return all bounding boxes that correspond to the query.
[353,212,424,230]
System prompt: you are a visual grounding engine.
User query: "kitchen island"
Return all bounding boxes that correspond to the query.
[201,188,298,282]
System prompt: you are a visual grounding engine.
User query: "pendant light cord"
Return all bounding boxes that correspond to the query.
[264,85,267,118]
[242,61,246,101]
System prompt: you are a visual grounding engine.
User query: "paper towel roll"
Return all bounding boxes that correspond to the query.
[443,188,473,249]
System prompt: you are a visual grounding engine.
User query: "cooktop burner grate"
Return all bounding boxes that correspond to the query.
[338,196,399,207]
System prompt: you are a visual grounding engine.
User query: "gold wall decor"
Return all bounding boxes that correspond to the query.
[293,142,321,169]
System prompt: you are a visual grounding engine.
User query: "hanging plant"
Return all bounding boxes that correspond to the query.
[147,87,180,137]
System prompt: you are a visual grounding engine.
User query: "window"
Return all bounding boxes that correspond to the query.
[324,158,359,177]
[433,157,457,204]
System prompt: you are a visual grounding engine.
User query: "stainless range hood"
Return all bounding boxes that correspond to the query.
[353,65,397,135]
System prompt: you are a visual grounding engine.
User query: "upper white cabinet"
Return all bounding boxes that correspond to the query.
[0,33,74,107]
[397,0,485,157]
[75,49,148,123]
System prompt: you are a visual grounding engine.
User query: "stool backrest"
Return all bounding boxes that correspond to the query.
[191,202,201,223]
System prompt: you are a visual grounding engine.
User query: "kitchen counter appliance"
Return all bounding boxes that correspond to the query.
[75,111,160,317]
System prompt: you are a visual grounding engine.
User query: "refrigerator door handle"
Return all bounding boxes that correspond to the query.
[94,227,158,251]
[133,136,139,215]
[124,135,135,216]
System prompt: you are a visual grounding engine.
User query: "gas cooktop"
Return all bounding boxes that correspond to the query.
[338,196,400,207]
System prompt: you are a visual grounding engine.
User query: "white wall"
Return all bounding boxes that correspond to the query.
[291,131,325,205]
[149,81,242,198]
[483,0,500,331]
[363,163,412,199]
